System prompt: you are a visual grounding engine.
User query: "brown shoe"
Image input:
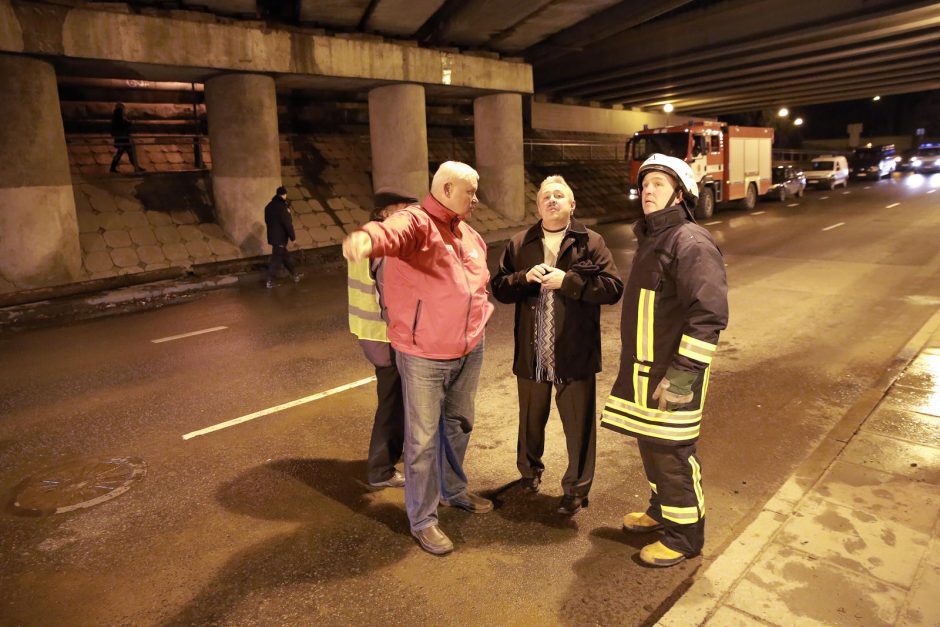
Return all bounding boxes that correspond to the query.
[440,491,493,513]
[411,524,454,555]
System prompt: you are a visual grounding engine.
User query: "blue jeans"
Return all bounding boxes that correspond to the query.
[396,338,484,532]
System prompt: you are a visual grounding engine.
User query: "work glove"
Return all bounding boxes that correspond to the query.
[652,367,699,411]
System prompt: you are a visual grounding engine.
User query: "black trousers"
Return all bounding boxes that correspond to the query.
[516,376,597,497]
[366,353,405,484]
[110,141,142,171]
[638,439,705,557]
[266,244,296,281]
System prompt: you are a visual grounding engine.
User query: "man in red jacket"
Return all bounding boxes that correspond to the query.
[342,161,495,556]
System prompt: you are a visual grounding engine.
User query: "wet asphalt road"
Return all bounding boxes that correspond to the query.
[1,173,939,626]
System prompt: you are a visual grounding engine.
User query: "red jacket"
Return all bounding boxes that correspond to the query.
[361,193,494,359]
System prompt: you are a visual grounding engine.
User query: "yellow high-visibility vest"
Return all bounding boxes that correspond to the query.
[347,259,388,342]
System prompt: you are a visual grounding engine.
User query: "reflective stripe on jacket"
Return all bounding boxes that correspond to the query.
[602,206,729,445]
[361,193,494,360]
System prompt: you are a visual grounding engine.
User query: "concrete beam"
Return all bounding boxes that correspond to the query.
[0,55,81,290]
[205,74,281,255]
[539,0,932,91]
[474,93,524,221]
[0,0,532,95]
[368,84,429,199]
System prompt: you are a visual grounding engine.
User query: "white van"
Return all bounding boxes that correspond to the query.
[804,155,849,190]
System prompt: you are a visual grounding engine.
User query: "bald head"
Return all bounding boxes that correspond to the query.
[431,161,479,217]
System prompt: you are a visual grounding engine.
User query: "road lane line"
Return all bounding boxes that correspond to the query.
[885,202,900,208]
[704,220,722,225]
[819,196,829,200]
[842,191,850,195]
[786,203,799,207]
[152,326,228,343]
[751,211,766,215]
[182,376,377,440]
[928,190,936,194]
[822,222,845,232]
[864,186,871,189]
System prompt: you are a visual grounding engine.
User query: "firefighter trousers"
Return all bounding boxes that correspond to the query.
[638,439,705,556]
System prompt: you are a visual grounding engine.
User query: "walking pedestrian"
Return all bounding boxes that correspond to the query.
[264,186,303,288]
[109,103,144,173]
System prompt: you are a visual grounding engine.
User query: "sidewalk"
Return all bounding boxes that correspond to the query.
[660,309,940,627]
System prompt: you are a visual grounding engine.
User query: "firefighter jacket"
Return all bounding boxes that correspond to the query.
[490,219,623,382]
[361,193,494,360]
[601,206,728,446]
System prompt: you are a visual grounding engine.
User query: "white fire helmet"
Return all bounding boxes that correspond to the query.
[637,153,699,209]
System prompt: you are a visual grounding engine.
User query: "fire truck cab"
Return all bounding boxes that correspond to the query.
[627,121,773,219]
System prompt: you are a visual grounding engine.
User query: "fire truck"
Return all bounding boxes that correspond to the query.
[626,121,773,219]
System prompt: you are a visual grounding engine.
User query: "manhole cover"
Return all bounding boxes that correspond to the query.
[11,457,146,516]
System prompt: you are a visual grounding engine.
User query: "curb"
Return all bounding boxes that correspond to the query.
[656,307,940,626]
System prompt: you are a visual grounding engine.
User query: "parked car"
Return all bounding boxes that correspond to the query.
[848,144,897,179]
[911,144,940,174]
[804,155,849,190]
[764,164,806,201]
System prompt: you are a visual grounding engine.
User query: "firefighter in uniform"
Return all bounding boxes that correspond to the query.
[601,154,729,567]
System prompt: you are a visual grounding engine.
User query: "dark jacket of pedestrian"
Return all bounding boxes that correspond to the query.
[110,105,131,144]
[264,195,295,246]
[491,218,624,382]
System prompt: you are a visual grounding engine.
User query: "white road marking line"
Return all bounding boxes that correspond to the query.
[864,186,871,189]
[822,222,845,231]
[152,326,228,343]
[751,211,766,215]
[885,202,900,208]
[842,191,850,195]
[704,220,722,225]
[819,196,830,200]
[786,203,799,207]
[182,376,377,440]
[928,190,936,194]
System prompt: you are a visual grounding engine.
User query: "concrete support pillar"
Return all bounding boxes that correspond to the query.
[205,73,281,255]
[474,93,524,221]
[368,84,429,199]
[0,54,81,290]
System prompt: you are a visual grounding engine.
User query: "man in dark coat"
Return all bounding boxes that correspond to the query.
[491,175,623,515]
[602,154,728,567]
[109,103,144,173]
[264,186,302,288]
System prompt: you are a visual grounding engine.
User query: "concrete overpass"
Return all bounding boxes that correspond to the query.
[96,0,939,115]
[1,0,938,292]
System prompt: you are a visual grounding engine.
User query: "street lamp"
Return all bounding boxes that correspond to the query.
[873,95,881,101]
[663,103,674,113]
[778,107,789,117]
[794,117,803,126]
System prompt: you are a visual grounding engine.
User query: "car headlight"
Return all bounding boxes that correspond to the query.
[913,159,922,166]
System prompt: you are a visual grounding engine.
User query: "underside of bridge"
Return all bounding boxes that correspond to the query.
[94,0,940,115]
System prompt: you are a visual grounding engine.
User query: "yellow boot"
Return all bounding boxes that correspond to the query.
[622,512,664,533]
[639,540,686,567]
